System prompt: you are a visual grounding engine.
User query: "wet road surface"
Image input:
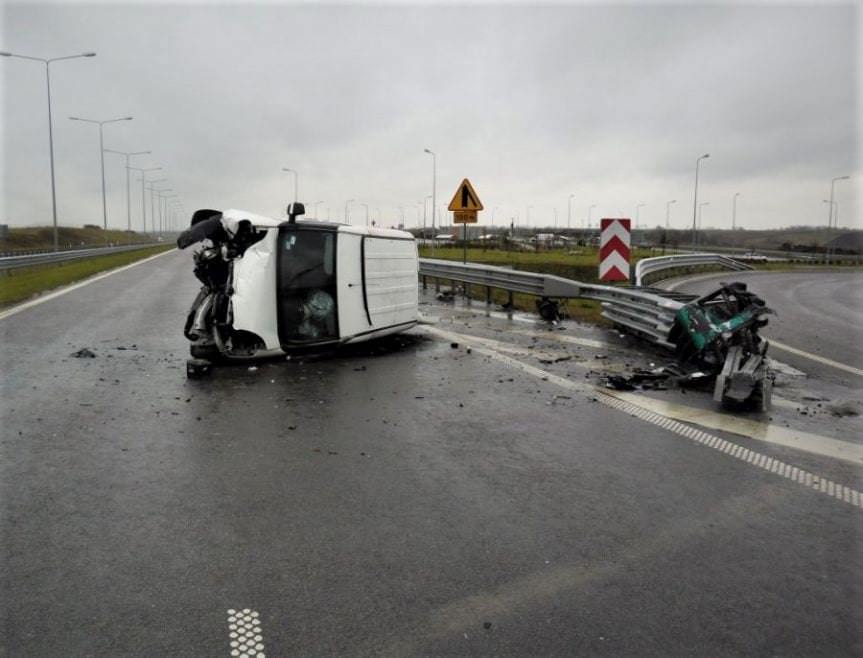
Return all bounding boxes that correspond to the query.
[1,252,860,656]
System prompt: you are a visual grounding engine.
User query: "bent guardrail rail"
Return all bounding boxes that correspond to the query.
[634,253,753,286]
[0,242,163,272]
[419,257,689,349]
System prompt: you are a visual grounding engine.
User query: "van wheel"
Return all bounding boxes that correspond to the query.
[190,342,220,359]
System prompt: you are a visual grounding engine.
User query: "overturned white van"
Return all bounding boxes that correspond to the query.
[177,204,418,376]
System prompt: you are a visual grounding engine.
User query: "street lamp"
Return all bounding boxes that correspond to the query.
[552,207,558,229]
[691,153,710,247]
[361,203,370,226]
[635,203,646,229]
[311,200,323,219]
[827,175,849,229]
[587,204,596,228]
[698,201,710,244]
[144,178,168,236]
[129,167,161,233]
[567,194,575,229]
[103,149,150,234]
[282,167,298,204]
[423,148,436,235]
[665,200,677,228]
[69,116,134,230]
[732,192,741,229]
[344,199,354,223]
[1,50,96,250]
[154,188,172,235]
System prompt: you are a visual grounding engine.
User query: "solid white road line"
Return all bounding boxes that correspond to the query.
[420,325,863,509]
[0,248,173,322]
[769,340,863,377]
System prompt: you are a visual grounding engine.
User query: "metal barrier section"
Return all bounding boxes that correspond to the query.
[418,257,687,349]
[0,243,162,272]
[634,253,753,286]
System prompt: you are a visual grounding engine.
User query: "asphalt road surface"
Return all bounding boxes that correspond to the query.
[669,269,863,386]
[1,252,860,657]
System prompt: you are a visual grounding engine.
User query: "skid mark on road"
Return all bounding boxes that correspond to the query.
[227,609,266,657]
[420,325,863,510]
[0,248,173,322]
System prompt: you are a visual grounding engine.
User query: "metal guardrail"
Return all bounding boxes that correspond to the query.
[634,253,753,286]
[0,242,164,272]
[419,258,688,349]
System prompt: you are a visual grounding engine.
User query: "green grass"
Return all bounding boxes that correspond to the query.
[0,225,155,252]
[0,245,172,308]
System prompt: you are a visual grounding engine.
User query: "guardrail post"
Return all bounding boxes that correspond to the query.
[486,286,492,304]
[507,290,514,310]
[422,275,427,290]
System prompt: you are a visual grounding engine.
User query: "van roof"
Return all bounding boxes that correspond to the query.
[221,208,413,240]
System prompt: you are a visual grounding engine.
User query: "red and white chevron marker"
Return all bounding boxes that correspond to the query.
[599,218,631,281]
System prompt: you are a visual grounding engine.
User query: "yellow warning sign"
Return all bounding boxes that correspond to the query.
[447,178,484,212]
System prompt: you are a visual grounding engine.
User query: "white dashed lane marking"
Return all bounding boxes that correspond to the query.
[421,325,863,510]
[227,609,266,658]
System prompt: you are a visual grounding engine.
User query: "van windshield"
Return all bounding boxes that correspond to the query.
[277,227,338,344]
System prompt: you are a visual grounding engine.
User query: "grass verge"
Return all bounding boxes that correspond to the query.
[0,245,173,308]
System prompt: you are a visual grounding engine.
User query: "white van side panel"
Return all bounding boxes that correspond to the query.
[335,233,368,339]
[230,229,281,349]
[363,237,418,330]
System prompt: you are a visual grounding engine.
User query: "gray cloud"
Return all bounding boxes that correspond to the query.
[1,2,858,231]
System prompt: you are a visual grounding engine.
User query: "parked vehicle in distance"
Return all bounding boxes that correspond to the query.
[736,251,769,262]
[177,204,418,377]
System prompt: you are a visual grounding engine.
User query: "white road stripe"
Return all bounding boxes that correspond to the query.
[227,609,266,658]
[0,248,173,322]
[769,340,863,377]
[420,325,863,510]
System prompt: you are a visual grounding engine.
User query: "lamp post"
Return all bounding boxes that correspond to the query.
[103,149,150,234]
[552,207,558,230]
[697,201,709,245]
[587,204,596,228]
[129,167,161,233]
[1,51,97,250]
[154,188,172,235]
[665,199,676,228]
[567,194,575,229]
[313,200,323,219]
[423,148,436,236]
[691,153,710,247]
[144,179,168,236]
[732,192,741,229]
[344,199,354,223]
[827,175,849,229]
[282,167,298,204]
[69,116,133,230]
[361,203,370,226]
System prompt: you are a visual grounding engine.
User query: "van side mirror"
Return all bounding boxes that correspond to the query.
[287,202,305,223]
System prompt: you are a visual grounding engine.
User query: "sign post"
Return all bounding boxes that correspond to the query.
[599,218,631,281]
[448,178,483,264]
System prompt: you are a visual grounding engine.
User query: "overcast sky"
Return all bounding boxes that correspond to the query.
[1,1,859,232]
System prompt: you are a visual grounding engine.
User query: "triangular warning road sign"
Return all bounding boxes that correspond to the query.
[448,178,484,211]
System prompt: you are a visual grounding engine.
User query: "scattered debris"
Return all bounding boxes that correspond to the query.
[115,345,138,351]
[247,366,258,372]
[825,400,861,418]
[450,342,459,349]
[70,348,96,358]
[353,365,367,371]
[539,355,573,364]
[436,289,456,303]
